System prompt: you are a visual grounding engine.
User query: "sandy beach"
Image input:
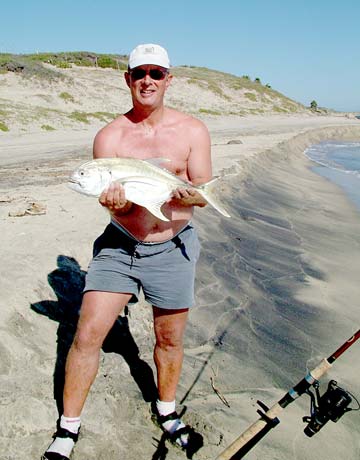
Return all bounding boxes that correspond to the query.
[1,114,360,460]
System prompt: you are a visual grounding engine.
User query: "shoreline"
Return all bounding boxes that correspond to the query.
[1,119,360,459]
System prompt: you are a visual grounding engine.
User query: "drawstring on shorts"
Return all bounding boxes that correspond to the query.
[130,244,140,268]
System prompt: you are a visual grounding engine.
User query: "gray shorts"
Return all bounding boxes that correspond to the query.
[84,222,201,309]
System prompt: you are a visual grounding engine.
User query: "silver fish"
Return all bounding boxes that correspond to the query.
[68,157,230,221]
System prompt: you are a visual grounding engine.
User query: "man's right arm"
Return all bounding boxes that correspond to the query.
[93,125,133,215]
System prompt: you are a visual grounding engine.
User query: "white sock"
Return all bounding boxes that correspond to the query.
[156,400,188,446]
[46,415,81,457]
[156,399,176,417]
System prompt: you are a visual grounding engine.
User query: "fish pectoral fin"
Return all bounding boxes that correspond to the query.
[146,202,169,222]
[115,177,170,221]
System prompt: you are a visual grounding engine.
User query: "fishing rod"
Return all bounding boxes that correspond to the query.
[216,329,360,460]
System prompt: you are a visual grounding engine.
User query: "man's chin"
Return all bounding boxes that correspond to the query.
[140,94,157,103]
[139,97,159,108]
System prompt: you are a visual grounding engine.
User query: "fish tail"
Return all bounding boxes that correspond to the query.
[197,177,231,218]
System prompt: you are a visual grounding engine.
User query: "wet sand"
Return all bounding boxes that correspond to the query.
[190,125,360,459]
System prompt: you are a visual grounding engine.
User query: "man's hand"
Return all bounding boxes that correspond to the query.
[99,182,132,214]
[171,187,207,207]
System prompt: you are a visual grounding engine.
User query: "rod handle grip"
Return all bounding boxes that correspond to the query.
[216,402,283,460]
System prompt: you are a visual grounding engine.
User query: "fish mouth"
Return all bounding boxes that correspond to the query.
[67,178,83,190]
[68,178,81,185]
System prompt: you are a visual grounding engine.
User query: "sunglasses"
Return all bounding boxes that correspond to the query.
[129,67,168,81]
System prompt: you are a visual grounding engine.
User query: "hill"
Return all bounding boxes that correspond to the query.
[0,51,314,133]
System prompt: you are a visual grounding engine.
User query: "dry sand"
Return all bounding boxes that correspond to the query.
[1,115,360,460]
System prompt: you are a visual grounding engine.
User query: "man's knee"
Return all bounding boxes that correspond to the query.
[155,331,184,353]
[73,322,106,352]
[153,308,189,347]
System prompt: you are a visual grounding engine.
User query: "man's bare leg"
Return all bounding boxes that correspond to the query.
[43,291,131,459]
[152,306,191,446]
[153,306,189,401]
[63,291,132,416]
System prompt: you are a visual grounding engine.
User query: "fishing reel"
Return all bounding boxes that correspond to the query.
[303,379,359,437]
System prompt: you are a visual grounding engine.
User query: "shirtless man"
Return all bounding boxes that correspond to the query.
[43,44,212,460]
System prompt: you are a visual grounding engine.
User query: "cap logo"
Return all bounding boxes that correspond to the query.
[144,47,155,54]
[128,44,170,69]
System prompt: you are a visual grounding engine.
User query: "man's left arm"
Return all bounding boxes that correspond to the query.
[172,120,212,207]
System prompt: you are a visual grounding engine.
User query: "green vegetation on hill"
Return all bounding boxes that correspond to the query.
[172,65,303,110]
[0,51,128,79]
[0,53,63,80]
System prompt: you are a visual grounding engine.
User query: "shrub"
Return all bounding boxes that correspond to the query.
[187,78,205,87]
[244,92,257,102]
[89,112,117,121]
[59,92,75,102]
[0,121,9,131]
[56,62,72,69]
[273,106,287,113]
[41,124,55,131]
[310,100,318,111]
[198,108,222,116]
[96,56,118,69]
[69,111,89,123]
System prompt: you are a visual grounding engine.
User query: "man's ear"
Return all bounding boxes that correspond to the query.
[165,73,173,90]
[124,71,131,88]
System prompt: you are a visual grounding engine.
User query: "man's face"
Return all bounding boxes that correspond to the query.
[125,65,172,108]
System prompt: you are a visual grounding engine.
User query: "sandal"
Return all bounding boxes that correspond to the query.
[41,425,80,460]
[41,453,70,460]
[151,406,203,457]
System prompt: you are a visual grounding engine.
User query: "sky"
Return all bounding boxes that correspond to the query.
[1,0,359,112]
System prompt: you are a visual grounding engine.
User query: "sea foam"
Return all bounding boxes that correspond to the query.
[304,140,360,210]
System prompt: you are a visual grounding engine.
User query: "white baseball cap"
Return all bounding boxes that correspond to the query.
[128,44,170,69]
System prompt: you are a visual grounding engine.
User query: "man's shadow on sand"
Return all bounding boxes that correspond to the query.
[31,254,158,415]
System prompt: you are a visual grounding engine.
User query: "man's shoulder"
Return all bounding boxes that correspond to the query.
[93,115,128,157]
[94,115,129,141]
[165,108,208,131]
[96,114,128,136]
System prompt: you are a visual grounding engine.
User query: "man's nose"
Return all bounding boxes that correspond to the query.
[143,73,152,83]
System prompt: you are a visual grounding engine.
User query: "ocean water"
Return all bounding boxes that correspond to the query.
[305,140,360,211]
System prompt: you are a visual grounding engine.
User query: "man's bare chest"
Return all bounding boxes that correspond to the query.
[116,129,191,177]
